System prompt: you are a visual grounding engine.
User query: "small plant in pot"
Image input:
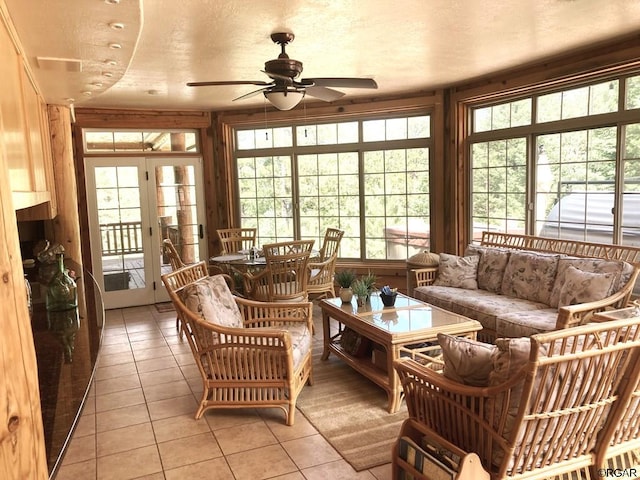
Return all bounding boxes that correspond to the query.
[380,285,398,307]
[335,270,357,303]
[351,279,370,307]
[361,271,377,300]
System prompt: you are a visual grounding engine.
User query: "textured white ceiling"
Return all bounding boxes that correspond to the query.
[5,0,640,111]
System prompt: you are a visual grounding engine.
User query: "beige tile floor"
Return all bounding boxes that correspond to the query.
[55,303,393,480]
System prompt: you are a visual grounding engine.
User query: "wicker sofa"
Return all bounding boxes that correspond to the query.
[412,232,640,341]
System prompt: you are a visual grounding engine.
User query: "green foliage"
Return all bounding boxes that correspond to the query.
[361,271,377,292]
[351,279,369,298]
[335,270,357,288]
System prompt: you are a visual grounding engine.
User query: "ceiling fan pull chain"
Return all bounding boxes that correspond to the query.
[264,99,269,141]
[303,98,308,138]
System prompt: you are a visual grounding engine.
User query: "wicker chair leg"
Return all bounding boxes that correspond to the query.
[286,402,296,425]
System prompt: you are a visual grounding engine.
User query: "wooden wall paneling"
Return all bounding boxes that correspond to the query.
[428,90,447,254]
[0,113,48,479]
[73,108,211,129]
[72,122,93,272]
[450,34,640,104]
[201,124,218,258]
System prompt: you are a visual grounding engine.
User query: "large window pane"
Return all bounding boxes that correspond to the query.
[471,73,639,249]
[84,130,199,153]
[235,115,431,259]
[471,139,527,238]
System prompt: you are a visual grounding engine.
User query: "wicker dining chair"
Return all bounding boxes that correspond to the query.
[216,227,257,254]
[162,238,191,335]
[161,261,313,425]
[307,228,344,300]
[163,238,186,269]
[393,316,640,480]
[244,239,314,302]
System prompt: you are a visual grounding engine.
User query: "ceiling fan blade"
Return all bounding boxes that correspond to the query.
[260,70,294,84]
[304,86,345,102]
[187,80,271,87]
[232,87,270,101]
[302,77,378,89]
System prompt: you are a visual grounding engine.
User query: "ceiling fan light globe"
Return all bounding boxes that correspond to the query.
[264,89,305,110]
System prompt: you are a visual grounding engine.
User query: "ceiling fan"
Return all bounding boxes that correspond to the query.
[187,32,378,110]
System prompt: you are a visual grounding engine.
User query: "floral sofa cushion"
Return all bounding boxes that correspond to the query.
[501,251,560,305]
[549,257,627,308]
[433,253,479,290]
[413,285,548,333]
[557,265,618,309]
[495,309,559,337]
[465,245,511,294]
[179,275,243,343]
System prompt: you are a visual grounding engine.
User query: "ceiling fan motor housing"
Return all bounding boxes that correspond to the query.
[264,58,303,80]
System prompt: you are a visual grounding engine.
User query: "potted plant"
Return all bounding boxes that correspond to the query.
[361,271,377,300]
[351,278,370,307]
[335,269,357,303]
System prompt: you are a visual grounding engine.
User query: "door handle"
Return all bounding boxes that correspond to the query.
[199,224,204,239]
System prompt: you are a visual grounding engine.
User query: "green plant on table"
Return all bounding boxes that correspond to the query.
[351,279,370,299]
[361,271,377,294]
[335,269,357,288]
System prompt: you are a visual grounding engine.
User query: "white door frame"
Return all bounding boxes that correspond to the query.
[85,156,206,309]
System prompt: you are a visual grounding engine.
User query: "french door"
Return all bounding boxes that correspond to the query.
[85,156,206,309]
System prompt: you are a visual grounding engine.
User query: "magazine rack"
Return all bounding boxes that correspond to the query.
[393,418,489,480]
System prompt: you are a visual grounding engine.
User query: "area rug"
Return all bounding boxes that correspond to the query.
[296,307,408,471]
[154,302,175,313]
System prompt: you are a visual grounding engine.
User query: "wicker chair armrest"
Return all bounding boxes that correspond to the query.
[556,271,640,329]
[414,267,438,287]
[307,257,332,271]
[239,268,269,295]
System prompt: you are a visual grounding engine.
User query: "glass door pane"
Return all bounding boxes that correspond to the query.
[156,163,202,268]
[96,165,146,292]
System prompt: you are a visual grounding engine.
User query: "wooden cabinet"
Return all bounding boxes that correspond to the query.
[0,7,55,215]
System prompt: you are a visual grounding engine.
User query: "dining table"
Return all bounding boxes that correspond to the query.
[210,248,320,298]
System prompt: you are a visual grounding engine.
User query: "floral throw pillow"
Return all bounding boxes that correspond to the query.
[179,275,243,330]
[501,251,559,305]
[477,248,511,294]
[438,333,496,386]
[557,265,618,310]
[433,253,479,290]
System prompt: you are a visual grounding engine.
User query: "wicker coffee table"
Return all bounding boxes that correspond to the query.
[320,293,482,413]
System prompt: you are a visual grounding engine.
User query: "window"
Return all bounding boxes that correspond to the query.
[234,114,432,260]
[83,130,199,153]
[469,73,640,247]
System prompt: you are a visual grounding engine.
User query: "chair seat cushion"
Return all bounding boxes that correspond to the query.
[263,322,312,371]
[179,275,243,331]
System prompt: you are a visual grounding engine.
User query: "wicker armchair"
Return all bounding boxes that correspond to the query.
[161,261,313,425]
[307,228,344,300]
[393,317,640,480]
[216,227,256,254]
[243,240,314,302]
